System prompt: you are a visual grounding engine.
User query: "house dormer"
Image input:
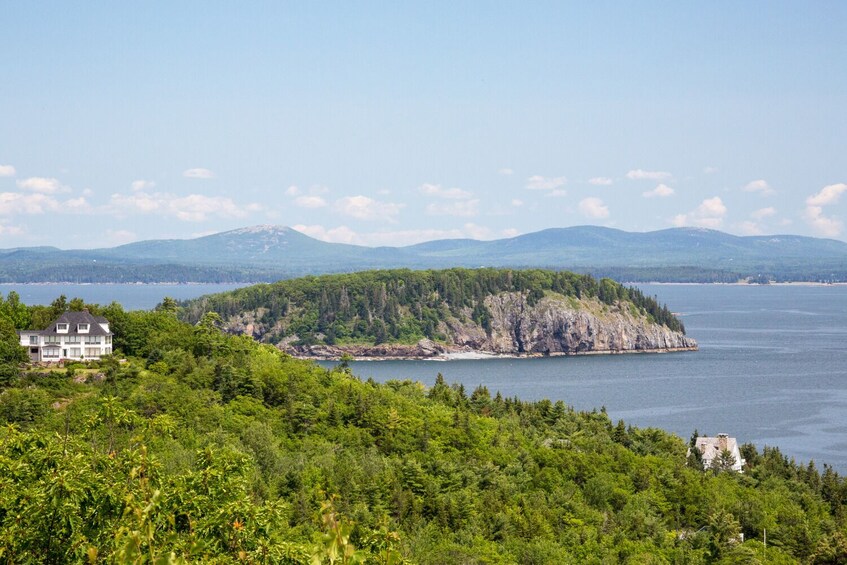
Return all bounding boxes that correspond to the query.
[56,323,69,333]
[77,323,90,333]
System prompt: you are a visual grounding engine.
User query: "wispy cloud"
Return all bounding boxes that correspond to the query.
[743,179,774,195]
[642,184,675,198]
[804,183,846,237]
[626,169,671,181]
[419,183,473,199]
[110,191,258,222]
[578,197,609,219]
[105,229,138,245]
[751,207,776,220]
[294,195,327,208]
[0,192,60,214]
[17,177,70,194]
[588,177,613,186]
[426,199,480,217]
[131,180,156,191]
[525,175,567,190]
[0,165,16,177]
[498,168,514,176]
[182,168,215,179]
[335,195,404,222]
[672,196,727,229]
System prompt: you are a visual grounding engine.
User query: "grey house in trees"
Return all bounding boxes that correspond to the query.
[693,433,745,472]
[17,310,113,362]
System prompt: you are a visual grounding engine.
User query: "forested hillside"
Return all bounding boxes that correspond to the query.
[180,268,686,351]
[1,294,847,562]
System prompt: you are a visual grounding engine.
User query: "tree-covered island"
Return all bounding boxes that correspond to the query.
[180,268,696,359]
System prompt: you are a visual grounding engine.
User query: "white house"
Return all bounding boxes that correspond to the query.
[692,433,746,472]
[18,310,113,362]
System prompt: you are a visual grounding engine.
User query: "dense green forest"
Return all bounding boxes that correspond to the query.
[1,292,847,562]
[180,269,685,347]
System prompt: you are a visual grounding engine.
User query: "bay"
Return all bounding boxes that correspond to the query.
[329,284,847,472]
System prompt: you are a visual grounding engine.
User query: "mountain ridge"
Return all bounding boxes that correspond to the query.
[1,224,846,283]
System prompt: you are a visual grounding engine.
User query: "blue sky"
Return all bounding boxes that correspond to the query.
[1,2,845,247]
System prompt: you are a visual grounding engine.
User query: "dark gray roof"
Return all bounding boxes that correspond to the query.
[40,311,112,336]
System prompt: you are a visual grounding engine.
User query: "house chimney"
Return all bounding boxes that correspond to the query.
[717,433,728,452]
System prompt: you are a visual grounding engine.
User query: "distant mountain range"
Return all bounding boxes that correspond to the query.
[2,225,846,283]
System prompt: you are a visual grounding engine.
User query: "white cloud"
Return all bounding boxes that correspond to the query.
[803,206,842,237]
[425,199,480,217]
[0,165,16,177]
[16,177,69,194]
[498,168,514,176]
[738,221,763,235]
[0,223,24,236]
[0,192,60,214]
[419,183,473,199]
[131,180,155,191]
[672,196,727,229]
[105,229,137,245]
[703,166,719,174]
[511,199,524,207]
[292,224,359,244]
[463,223,494,240]
[578,197,609,219]
[82,188,94,196]
[525,175,567,190]
[110,191,256,222]
[751,207,777,220]
[64,196,93,213]
[294,195,327,208]
[626,169,671,181]
[642,184,675,198]
[285,185,300,196]
[501,228,520,238]
[335,195,404,222]
[803,184,846,237]
[182,168,215,179]
[588,177,613,186]
[806,183,847,207]
[546,189,567,198]
[743,179,774,195]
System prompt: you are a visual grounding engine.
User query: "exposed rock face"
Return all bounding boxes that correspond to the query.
[280,292,696,359]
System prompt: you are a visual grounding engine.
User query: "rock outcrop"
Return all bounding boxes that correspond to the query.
[280,292,696,359]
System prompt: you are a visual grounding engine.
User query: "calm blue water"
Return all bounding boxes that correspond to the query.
[0,283,248,311]
[6,282,847,471]
[331,285,847,472]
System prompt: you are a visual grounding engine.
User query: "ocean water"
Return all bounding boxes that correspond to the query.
[333,284,847,472]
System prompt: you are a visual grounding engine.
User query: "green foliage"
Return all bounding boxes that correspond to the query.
[0,294,842,562]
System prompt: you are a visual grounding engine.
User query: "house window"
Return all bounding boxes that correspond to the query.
[105,347,112,355]
[85,347,101,358]
[70,347,81,357]
[65,335,81,344]
[44,336,60,344]
[29,335,39,345]
[85,336,101,344]
[77,323,89,332]
[105,335,112,345]
[43,348,60,358]
[56,323,68,332]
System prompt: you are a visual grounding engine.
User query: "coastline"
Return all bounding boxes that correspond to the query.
[292,345,699,362]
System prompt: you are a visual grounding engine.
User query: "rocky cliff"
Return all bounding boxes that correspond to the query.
[278,292,696,359]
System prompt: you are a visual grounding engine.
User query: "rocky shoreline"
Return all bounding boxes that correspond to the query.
[282,341,699,361]
[279,292,698,360]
